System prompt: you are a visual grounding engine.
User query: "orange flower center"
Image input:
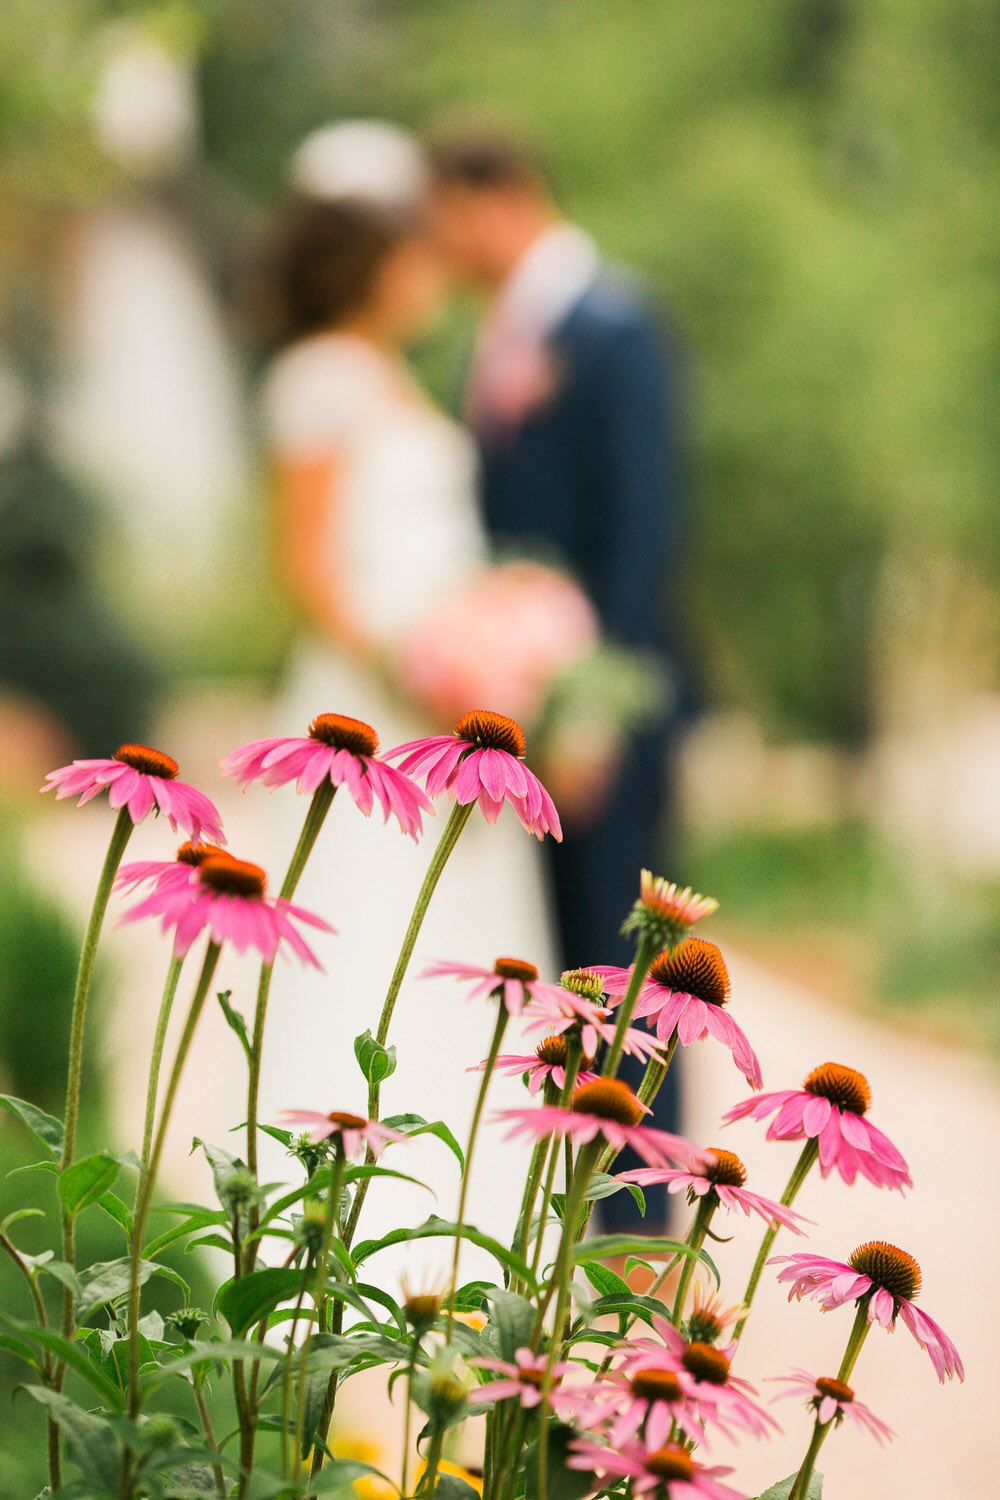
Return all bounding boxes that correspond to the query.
[681,1342,731,1385]
[645,1445,696,1482]
[308,713,378,757]
[816,1376,854,1404]
[571,1078,644,1127]
[325,1111,368,1131]
[701,1148,747,1188]
[536,1036,569,1066]
[803,1062,871,1116]
[494,957,539,982]
[648,939,729,1007]
[849,1241,921,1303]
[454,709,526,758]
[630,1369,684,1403]
[198,854,267,898]
[518,1366,546,1389]
[114,744,179,778]
[176,841,225,866]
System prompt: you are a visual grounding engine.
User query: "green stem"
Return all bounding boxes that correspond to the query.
[193,1381,227,1499]
[127,941,221,1417]
[587,1031,679,1230]
[788,1303,871,1500]
[530,1043,584,1283]
[418,1428,445,1498]
[534,1140,601,1500]
[511,1078,559,1291]
[55,809,134,1407]
[246,779,336,1184]
[446,1002,508,1336]
[602,931,658,1078]
[837,1300,872,1382]
[400,1349,418,1498]
[670,1194,716,1328]
[344,800,475,1248]
[141,954,184,1169]
[732,1137,819,1345]
[293,1146,347,1484]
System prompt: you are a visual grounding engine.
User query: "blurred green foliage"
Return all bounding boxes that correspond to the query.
[686,819,1000,1051]
[2,0,999,740]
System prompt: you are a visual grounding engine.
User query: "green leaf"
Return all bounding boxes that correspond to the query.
[523,1422,595,1500]
[309,1458,395,1494]
[580,1293,666,1328]
[57,1152,121,1217]
[144,1209,227,1260]
[0,1329,42,1369]
[354,1029,397,1087]
[381,1113,465,1171]
[584,1172,646,1214]
[756,1474,824,1499]
[20,1386,120,1487]
[76,1257,186,1319]
[215,1267,307,1335]
[572,1236,720,1287]
[217,989,252,1061]
[352,1216,536,1292]
[580,1261,631,1298]
[2,1318,124,1406]
[191,1137,246,1203]
[430,1476,481,1500]
[0,1094,64,1157]
[140,1338,285,1393]
[96,1191,133,1238]
[0,1205,45,1236]
[484,1288,535,1362]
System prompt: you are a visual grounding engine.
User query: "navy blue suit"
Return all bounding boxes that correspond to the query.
[473,271,685,1229]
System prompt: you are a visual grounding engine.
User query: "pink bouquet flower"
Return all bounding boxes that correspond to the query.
[396,560,599,727]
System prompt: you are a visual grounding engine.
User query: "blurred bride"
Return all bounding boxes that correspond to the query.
[253,122,558,1282]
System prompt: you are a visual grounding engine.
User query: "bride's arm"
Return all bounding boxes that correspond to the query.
[270,452,375,663]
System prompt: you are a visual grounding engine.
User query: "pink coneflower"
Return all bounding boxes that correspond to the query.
[599,941,761,1090]
[385,709,561,841]
[568,1437,745,1500]
[221,713,433,841]
[584,1365,707,1448]
[121,852,332,966]
[421,956,567,1017]
[42,744,225,843]
[771,1243,964,1382]
[498,1079,702,1169]
[768,1369,895,1444]
[723,1062,911,1191]
[520,982,666,1066]
[621,870,719,948]
[617,1318,777,1442]
[472,1034,599,1095]
[520,986,618,1060]
[115,840,227,896]
[617,1148,810,1234]
[277,1108,404,1158]
[468,1348,580,1417]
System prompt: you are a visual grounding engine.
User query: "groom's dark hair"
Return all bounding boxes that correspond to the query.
[429,132,552,196]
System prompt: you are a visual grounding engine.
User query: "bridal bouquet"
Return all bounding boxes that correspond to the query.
[2,707,961,1500]
[394,562,668,744]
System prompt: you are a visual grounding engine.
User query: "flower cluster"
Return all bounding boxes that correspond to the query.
[26,708,962,1500]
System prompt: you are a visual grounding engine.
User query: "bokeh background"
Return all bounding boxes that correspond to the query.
[1,1,999,1494]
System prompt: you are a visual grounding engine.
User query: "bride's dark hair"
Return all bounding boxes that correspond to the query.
[263,195,417,345]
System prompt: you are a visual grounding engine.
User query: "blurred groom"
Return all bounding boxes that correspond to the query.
[429,135,688,1229]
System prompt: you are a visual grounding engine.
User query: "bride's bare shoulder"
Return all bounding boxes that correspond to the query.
[262,333,392,451]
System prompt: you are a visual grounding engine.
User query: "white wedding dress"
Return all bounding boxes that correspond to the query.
[255,332,559,1287]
